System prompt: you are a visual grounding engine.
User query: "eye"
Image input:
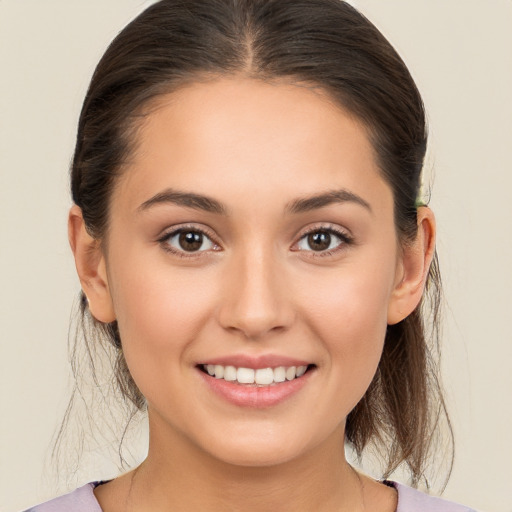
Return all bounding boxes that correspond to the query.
[161,228,217,254]
[296,228,351,253]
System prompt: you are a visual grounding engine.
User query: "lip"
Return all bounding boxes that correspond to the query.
[197,362,315,409]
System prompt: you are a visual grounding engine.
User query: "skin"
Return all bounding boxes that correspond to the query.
[70,78,435,512]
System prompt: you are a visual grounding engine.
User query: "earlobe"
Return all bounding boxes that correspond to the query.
[387,207,436,325]
[68,205,116,323]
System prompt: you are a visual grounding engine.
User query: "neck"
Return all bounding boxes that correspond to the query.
[127,415,364,512]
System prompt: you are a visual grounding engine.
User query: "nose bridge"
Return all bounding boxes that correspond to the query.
[218,242,293,339]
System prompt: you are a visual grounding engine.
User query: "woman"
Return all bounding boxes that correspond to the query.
[24,0,476,510]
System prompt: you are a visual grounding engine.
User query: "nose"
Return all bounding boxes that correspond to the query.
[217,247,295,340]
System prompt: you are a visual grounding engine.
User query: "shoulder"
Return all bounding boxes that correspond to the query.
[22,482,103,512]
[391,481,478,512]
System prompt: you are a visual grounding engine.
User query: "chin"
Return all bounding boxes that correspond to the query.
[195,424,332,469]
[207,442,306,468]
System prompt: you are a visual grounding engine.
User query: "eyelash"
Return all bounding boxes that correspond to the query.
[156,224,353,259]
[294,224,354,258]
[157,224,220,258]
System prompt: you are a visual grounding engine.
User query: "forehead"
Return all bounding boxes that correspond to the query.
[113,77,391,214]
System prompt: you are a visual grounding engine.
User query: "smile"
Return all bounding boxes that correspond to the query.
[201,364,309,386]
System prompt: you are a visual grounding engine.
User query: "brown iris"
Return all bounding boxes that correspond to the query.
[307,231,332,251]
[179,231,204,251]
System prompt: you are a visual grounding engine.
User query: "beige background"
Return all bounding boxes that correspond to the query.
[1,1,511,511]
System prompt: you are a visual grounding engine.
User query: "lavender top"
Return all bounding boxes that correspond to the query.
[23,481,477,512]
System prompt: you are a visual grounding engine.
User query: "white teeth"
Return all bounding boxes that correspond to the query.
[203,364,310,386]
[223,365,237,381]
[296,365,307,377]
[285,366,297,381]
[274,366,286,383]
[255,368,274,385]
[214,365,224,379]
[237,367,255,384]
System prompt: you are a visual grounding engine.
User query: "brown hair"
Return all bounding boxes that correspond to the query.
[65,0,452,487]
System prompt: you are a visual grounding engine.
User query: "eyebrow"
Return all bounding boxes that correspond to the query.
[138,188,226,214]
[137,187,371,216]
[286,189,372,214]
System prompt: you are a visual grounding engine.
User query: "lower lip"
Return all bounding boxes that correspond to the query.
[197,368,313,408]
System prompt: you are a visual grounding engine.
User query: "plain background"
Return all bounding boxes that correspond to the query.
[1,1,511,511]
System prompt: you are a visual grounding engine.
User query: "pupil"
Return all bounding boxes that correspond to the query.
[308,231,331,251]
[179,231,203,251]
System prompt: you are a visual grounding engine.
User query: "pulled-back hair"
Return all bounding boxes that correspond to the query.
[64,0,452,487]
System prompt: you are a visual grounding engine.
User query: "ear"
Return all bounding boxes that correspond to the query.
[387,207,436,325]
[68,205,116,323]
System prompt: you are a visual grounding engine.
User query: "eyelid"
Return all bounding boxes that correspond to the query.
[157,223,221,256]
[291,223,354,256]
[155,222,352,259]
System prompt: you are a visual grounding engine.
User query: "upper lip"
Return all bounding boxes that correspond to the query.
[197,354,312,369]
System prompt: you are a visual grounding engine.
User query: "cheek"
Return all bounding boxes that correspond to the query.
[299,258,393,338]
[107,255,218,373]
[295,258,395,404]
[109,265,223,418]
[321,279,389,359]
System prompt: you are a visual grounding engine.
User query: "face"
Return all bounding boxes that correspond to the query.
[98,78,405,466]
